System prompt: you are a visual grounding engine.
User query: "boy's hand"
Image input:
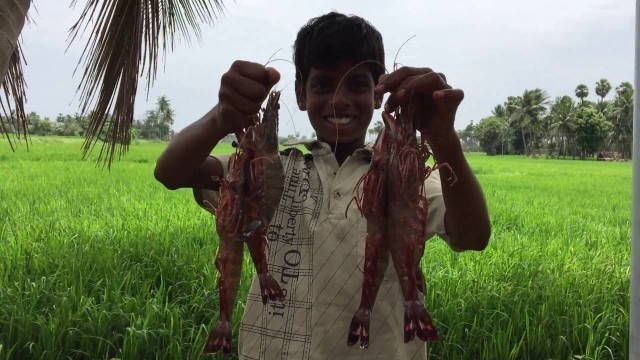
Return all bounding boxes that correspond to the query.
[215,60,281,135]
[374,67,464,148]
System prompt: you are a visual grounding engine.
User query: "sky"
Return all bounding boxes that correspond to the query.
[17,0,635,138]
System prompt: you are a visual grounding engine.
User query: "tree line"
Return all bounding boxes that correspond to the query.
[460,79,633,159]
[1,96,176,142]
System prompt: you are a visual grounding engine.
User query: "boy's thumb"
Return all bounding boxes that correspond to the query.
[266,67,281,88]
[433,89,464,110]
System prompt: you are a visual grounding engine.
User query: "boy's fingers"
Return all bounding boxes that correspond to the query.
[219,87,262,116]
[232,60,278,88]
[266,67,281,88]
[433,89,465,110]
[222,72,269,102]
[375,66,433,95]
[384,72,448,111]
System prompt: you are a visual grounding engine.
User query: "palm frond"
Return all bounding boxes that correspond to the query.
[0,0,31,151]
[0,41,28,151]
[68,0,226,168]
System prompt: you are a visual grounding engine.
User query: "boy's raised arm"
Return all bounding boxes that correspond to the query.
[154,61,281,190]
[154,106,228,190]
[430,133,491,251]
[376,66,491,251]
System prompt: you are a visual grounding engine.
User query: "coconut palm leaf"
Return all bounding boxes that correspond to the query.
[67,0,225,167]
[0,42,27,151]
[0,0,31,150]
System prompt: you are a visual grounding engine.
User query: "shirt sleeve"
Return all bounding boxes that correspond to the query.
[192,154,231,214]
[423,169,460,251]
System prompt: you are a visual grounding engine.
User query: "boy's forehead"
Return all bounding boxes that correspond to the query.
[308,61,373,79]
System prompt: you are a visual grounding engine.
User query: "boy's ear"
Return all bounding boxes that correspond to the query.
[295,81,307,111]
[374,92,383,110]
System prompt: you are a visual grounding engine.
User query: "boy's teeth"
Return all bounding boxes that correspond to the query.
[328,117,353,125]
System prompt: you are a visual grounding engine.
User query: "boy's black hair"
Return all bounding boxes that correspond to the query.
[293,12,385,87]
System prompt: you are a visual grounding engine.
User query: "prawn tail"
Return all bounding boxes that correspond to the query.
[258,272,286,305]
[204,320,232,354]
[404,300,439,343]
[347,308,371,349]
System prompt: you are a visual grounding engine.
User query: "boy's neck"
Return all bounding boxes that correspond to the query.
[327,138,365,167]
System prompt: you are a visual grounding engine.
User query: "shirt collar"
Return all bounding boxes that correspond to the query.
[283,139,373,162]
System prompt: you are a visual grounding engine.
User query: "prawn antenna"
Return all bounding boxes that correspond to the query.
[265,49,283,65]
[263,58,305,93]
[279,99,298,139]
[393,35,416,70]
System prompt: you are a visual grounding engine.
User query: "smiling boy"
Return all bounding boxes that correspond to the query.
[155,11,490,360]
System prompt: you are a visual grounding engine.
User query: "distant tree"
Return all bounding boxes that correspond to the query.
[575,106,612,159]
[508,88,549,156]
[55,113,82,136]
[548,96,577,158]
[75,112,91,135]
[372,120,384,135]
[575,84,589,104]
[474,116,509,156]
[615,81,634,97]
[492,105,507,119]
[26,112,41,134]
[594,99,610,116]
[141,110,160,139]
[595,79,612,102]
[608,82,634,158]
[156,96,175,140]
[27,112,56,136]
[135,96,175,140]
[458,121,479,152]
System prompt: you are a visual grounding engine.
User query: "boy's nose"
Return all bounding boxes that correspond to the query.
[329,88,351,110]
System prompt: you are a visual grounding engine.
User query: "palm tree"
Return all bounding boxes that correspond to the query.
[492,104,507,119]
[157,96,175,141]
[609,82,634,159]
[575,84,589,104]
[595,79,612,102]
[508,88,549,156]
[0,0,225,166]
[548,96,577,157]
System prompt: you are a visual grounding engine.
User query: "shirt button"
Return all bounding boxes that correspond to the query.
[333,191,341,200]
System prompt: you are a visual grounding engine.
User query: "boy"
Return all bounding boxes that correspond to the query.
[155,12,490,360]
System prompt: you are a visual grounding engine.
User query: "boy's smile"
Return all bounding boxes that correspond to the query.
[298,61,382,154]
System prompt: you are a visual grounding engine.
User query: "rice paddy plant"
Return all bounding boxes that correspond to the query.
[0,137,631,359]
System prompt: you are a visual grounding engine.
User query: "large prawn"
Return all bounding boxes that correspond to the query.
[385,106,439,344]
[348,104,448,348]
[205,91,286,354]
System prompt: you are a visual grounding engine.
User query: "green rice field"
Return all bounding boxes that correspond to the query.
[0,137,631,359]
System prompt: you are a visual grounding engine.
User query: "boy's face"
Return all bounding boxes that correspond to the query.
[297,60,382,146]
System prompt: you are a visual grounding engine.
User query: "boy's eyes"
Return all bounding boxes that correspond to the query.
[350,80,370,92]
[309,78,371,93]
[310,81,330,92]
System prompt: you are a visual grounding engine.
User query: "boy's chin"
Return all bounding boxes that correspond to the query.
[317,135,365,147]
